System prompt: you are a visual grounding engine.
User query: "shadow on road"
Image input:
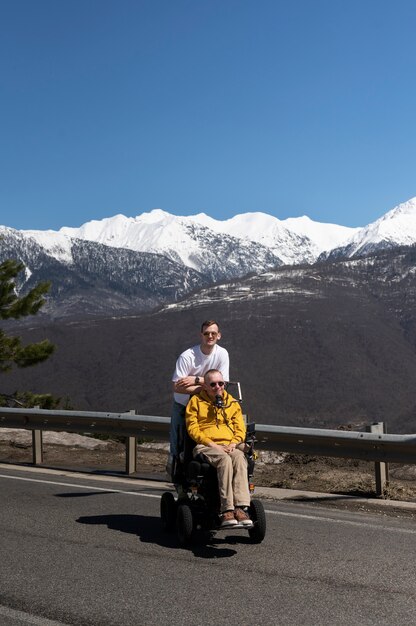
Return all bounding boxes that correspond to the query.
[76,513,239,558]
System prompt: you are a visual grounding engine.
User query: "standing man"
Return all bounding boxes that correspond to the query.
[186,368,252,528]
[169,320,229,469]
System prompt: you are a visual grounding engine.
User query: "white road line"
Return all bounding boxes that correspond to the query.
[0,473,162,498]
[1,472,415,535]
[0,604,69,626]
[265,508,416,534]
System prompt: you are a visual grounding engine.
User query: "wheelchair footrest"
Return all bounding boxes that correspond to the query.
[215,523,253,531]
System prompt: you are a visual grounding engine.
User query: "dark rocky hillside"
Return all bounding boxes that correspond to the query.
[5,246,416,433]
[0,232,209,319]
[0,225,282,320]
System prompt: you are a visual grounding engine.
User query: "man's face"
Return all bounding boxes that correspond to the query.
[200,323,221,349]
[204,371,225,400]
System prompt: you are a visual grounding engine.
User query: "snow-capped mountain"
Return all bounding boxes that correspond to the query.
[12,196,416,274]
[281,215,358,254]
[23,207,358,269]
[3,195,416,320]
[61,209,291,267]
[47,209,356,264]
[191,211,356,263]
[188,212,314,263]
[0,227,210,320]
[24,210,283,281]
[322,197,416,260]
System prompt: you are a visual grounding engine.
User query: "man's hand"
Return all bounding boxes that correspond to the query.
[173,376,202,394]
[177,376,200,388]
[207,442,226,453]
[207,442,236,454]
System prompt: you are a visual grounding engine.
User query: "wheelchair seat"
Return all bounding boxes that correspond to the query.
[186,458,214,481]
[181,433,217,483]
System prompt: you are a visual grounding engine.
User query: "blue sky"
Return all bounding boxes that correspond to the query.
[1,0,416,231]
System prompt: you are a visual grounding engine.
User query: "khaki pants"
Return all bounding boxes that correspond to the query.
[194,445,250,513]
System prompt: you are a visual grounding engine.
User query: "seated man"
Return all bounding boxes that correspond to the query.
[185,368,253,528]
[169,320,229,464]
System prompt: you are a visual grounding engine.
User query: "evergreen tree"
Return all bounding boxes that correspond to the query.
[0,259,54,373]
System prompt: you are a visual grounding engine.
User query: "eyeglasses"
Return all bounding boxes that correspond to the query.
[209,381,225,388]
[203,331,218,337]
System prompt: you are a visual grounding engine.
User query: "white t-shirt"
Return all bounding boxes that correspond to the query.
[172,343,230,406]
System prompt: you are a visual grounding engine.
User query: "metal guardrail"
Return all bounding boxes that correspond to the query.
[255,423,416,464]
[0,407,170,440]
[0,407,170,474]
[1,407,416,462]
[1,407,415,493]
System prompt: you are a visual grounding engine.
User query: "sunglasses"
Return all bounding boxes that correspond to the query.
[209,381,225,388]
[203,331,218,337]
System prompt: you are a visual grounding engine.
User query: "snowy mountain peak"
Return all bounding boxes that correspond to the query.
[18,207,360,267]
[134,208,175,224]
[188,210,313,264]
[323,197,416,260]
[8,196,416,277]
[382,197,416,220]
[189,210,358,263]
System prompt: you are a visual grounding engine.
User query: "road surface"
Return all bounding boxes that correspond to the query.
[0,466,415,625]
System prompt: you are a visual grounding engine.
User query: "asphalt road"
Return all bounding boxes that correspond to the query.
[0,466,415,626]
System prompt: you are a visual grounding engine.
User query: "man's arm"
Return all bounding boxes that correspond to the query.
[172,351,203,394]
[173,375,202,395]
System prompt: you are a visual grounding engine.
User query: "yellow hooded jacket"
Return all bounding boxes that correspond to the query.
[186,390,246,447]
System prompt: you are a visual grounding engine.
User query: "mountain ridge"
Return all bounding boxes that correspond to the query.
[322,197,416,260]
[1,196,416,321]
[13,195,416,267]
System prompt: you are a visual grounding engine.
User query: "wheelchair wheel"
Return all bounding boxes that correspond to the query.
[160,492,176,532]
[248,499,266,544]
[176,503,193,546]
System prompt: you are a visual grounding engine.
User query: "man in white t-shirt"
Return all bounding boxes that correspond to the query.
[169,320,230,468]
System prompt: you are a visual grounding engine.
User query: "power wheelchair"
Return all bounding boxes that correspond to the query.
[161,387,266,546]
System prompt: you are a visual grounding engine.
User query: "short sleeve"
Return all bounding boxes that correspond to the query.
[172,353,192,382]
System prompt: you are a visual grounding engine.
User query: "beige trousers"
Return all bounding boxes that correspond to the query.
[194,445,250,513]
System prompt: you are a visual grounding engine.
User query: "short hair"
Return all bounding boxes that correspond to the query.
[201,320,219,333]
[204,368,223,379]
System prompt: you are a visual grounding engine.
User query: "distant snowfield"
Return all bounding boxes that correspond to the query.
[22,229,74,264]
[9,195,416,268]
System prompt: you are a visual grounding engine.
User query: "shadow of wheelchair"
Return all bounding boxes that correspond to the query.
[76,513,240,559]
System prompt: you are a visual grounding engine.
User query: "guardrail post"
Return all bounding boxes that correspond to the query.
[32,406,43,465]
[369,422,389,497]
[125,410,137,475]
